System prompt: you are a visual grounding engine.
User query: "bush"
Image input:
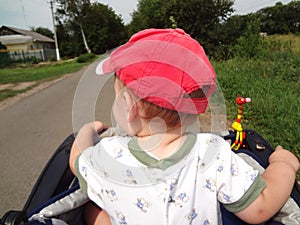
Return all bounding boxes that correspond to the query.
[233,17,264,58]
[50,57,57,62]
[76,53,96,63]
[30,57,41,64]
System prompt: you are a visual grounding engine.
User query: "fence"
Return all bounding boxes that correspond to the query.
[0,49,56,66]
[0,51,10,66]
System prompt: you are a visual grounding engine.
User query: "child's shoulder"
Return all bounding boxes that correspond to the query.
[99,135,131,147]
[194,132,231,159]
[195,132,229,146]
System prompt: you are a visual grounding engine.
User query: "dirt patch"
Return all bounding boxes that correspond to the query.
[0,84,13,91]
[0,75,72,111]
[0,82,36,91]
[13,82,36,90]
[199,110,232,132]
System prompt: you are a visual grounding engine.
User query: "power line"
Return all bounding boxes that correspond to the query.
[20,0,29,29]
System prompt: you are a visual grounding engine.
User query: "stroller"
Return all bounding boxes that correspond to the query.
[1,93,300,225]
[1,126,300,225]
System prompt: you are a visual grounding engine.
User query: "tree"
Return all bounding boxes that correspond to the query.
[56,0,92,53]
[128,0,234,57]
[128,0,171,35]
[285,1,300,33]
[56,21,85,57]
[211,15,249,59]
[55,1,126,57]
[31,27,54,39]
[257,1,300,34]
[83,3,127,54]
[233,16,263,58]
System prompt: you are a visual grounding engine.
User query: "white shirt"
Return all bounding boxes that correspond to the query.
[77,133,265,225]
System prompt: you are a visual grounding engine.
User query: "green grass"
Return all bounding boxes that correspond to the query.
[0,58,96,102]
[0,88,31,102]
[213,49,300,158]
[0,59,89,84]
[263,34,300,55]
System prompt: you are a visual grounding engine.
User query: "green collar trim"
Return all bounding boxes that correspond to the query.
[128,133,196,170]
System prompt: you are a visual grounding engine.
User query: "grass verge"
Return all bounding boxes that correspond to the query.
[0,88,32,102]
[0,59,89,84]
[213,50,299,158]
[0,58,94,102]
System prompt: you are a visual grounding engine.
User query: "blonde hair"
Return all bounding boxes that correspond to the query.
[138,99,182,128]
[115,75,198,129]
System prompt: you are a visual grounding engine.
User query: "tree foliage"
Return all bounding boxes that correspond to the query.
[128,0,235,58]
[233,16,263,58]
[208,15,249,59]
[56,22,84,57]
[31,27,54,39]
[83,3,127,53]
[257,1,300,34]
[127,0,300,60]
[53,0,300,59]
[55,0,126,57]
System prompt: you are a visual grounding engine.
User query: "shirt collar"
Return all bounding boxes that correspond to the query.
[128,133,196,170]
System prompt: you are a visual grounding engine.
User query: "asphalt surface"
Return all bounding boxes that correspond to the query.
[0,61,114,216]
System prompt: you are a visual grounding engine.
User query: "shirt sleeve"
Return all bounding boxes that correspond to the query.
[75,145,106,209]
[215,144,266,212]
[222,174,266,212]
[74,154,88,195]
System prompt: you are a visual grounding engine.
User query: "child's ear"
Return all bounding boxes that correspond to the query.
[123,91,138,122]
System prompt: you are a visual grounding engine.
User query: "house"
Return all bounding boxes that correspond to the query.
[0,25,56,62]
[0,25,55,51]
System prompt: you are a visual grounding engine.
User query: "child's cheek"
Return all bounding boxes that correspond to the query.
[112,95,130,132]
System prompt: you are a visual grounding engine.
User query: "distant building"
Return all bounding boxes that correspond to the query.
[0,25,56,62]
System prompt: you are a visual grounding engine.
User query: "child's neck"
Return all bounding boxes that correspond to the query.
[136,126,187,159]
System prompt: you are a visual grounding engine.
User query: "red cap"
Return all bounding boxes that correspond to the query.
[96,28,216,114]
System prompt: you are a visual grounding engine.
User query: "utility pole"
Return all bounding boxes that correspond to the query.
[50,0,60,61]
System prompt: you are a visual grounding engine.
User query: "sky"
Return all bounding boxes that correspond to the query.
[0,0,295,32]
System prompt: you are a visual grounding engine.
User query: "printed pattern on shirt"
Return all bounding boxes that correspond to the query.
[78,134,261,225]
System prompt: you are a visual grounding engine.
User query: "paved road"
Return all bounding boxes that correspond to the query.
[0,61,114,216]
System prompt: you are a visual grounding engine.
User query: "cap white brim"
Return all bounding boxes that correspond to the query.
[95,56,111,75]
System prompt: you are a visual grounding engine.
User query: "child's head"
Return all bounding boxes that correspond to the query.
[97,28,217,135]
[113,76,184,133]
